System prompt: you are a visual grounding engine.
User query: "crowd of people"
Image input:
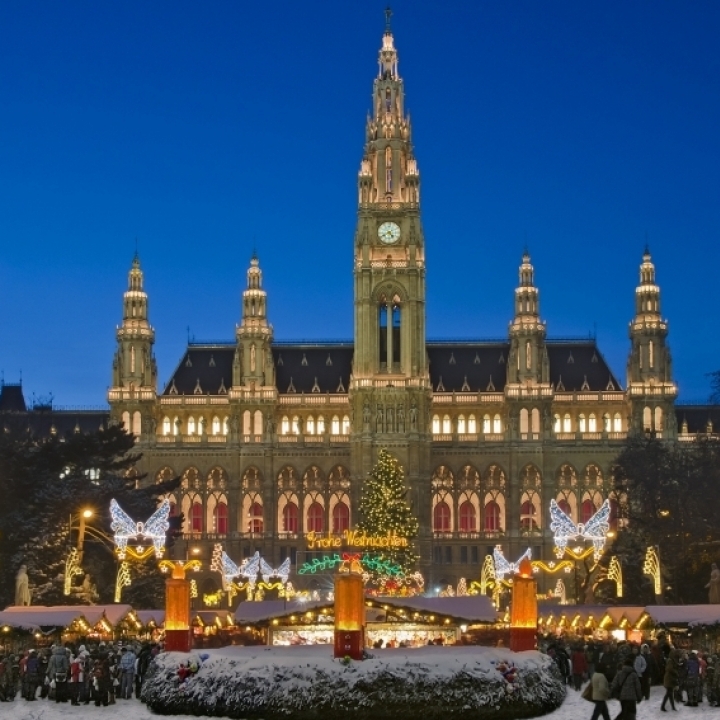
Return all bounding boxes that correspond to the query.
[0,640,160,705]
[544,638,720,720]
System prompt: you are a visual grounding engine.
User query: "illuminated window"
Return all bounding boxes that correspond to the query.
[493,414,502,434]
[563,414,571,432]
[613,413,622,432]
[307,502,324,533]
[342,415,350,434]
[643,407,652,431]
[603,413,611,432]
[307,415,315,435]
[433,501,451,532]
[317,415,325,434]
[173,417,179,436]
[162,417,171,436]
[554,414,561,433]
[283,503,298,533]
[459,501,476,532]
[292,416,300,434]
[581,499,596,525]
[222,417,229,435]
[588,413,597,432]
[332,502,350,533]
[531,408,540,433]
[331,416,340,435]
[212,416,220,435]
[579,414,586,433]
[432,415,440,434]
[281,416,289,435]
[482,415,491,434]
[484,501,501,532]
[191,502,203,533]
[457,415,466,434]
[468,414,477,433]
[187,417,196,435]
[214,502,228,535]
[248,502,263,534]
[520,408,529,434]
[442,415,451,434]
[520,500,537,530]
[654,407,663,432]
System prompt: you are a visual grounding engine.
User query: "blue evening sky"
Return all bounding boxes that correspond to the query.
[0,1,718,407]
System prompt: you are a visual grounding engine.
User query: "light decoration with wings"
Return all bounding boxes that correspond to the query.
[493,546,532,580]
[260,556,291,585]
[549,499,611,560]
[110,498,171,560]
[210,545,290,603]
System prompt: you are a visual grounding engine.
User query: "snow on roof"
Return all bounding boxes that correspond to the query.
[370,595,497,623]
[136,610,165,626]
[235,599,329,624]
[0,607,89,630]
[645,605,720,626]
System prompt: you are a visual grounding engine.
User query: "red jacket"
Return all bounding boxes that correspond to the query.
[572,650,588,675]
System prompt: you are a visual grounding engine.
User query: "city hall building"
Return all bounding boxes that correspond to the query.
[2,24,718,602]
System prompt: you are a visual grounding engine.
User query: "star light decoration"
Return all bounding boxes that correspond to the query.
[110,498,171,560]
[549,499,611,560]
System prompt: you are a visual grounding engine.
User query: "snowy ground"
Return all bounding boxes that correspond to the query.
[4,682,717,719]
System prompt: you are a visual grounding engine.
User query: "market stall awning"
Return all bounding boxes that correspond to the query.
[367,596,497,624]
[645,605,720,627]
[0,606,90,631]
[135,610,165,626]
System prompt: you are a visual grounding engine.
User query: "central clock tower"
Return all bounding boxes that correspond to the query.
[353,21,427,383]
[350,17,432,577]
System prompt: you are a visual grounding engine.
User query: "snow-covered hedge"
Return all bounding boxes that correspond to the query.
[141,645,565,720]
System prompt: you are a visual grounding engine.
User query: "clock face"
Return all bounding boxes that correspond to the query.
[378,221,401,245]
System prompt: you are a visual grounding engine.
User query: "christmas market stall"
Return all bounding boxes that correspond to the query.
[536,604,650,642]
[643,605,720,651]
[234,595,497,647]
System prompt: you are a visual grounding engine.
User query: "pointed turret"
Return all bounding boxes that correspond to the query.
[109,253,157,436]
[627,248,677,436]
[233,254,275,389]
[507,251,548,385]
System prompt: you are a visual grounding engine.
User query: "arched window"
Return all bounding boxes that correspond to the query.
[317,415,325,434]
[191,502,203,533]
[162,417,171,436]
[557,498,572,517]
[188,417,196,435]
[520,500,537,530]
[654,407,663,432]
[649,340,654,368]
[212,416,220,435]
[332,502,350,533]
[283,502,298,533]
[603,413,611,432]
[563,414,571,432]
[342,415,351,434]
[281,416,290,435]
[493,414,502,434]
[307,502,324,533]
[292,416,300,434]
[531,408,540,433]
[579,414,586,433]
[457,415,466,434]
[581,499,596,525]
[459,501,476,532]
[484,501,501,532]
[643,407,652,431]
[214,502,228,535]
[307,416,315,435]
[243,410,251,435]
[223,417,229,435]
[554,414,561,433]
[432,415,441,434]
[468,414,477,433]
[248,502,263,534]
[253,410,263,436]
[331,416,340,435]
[442,415,451,434]
[131,411,141,436]
[173,417,180,436]
[613,413,622,432]
[433,501,451,532]
[482,415,491,434]
[588,413,597,432]
[520,408,529,434]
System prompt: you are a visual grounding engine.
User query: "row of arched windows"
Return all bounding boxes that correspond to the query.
[279,415,351,435]
[554,413,624,433]
[431,414,503,435]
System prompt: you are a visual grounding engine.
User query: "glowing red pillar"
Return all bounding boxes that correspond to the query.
[509,557,537,652]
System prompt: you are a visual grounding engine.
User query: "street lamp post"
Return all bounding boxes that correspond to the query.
[76,509,94,566]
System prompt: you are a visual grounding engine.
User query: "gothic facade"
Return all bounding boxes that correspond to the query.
[5,24,713,603]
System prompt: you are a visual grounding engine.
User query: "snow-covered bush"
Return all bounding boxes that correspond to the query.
[141,645,565,719]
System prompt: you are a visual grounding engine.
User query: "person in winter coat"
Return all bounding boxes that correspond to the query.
[135,643,152,698]
[589,670,611,720]
[119,646,136,699]
[639,644,656,700]
[632,645,647,697]
[685,651,701,706]
[572,646,589,690]
[69,649,88,706]
[47,645,70,703]
[610,656,642,720]
[661,649,679,711]
[24,650,40,700]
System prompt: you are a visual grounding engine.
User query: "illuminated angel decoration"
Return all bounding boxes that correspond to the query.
[549,498,610,560]
[259,556,291,585]
[492,546,532,580]
[110,498,170,559]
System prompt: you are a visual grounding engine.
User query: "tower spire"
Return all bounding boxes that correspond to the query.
[385,6,392,33]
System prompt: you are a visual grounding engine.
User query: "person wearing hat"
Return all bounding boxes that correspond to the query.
[610,656,642,720]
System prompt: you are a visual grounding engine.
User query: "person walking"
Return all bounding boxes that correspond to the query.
[610,656,642,720]
[661,649,679,711]
[589,670,611,720]
[639,644,655,701]
[118,646,136,700]
[685,651,701,707]
[572,645,589,690]
[46,645,70,703]
[23,650,40,701]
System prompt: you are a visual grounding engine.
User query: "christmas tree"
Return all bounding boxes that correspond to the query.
[357,449,419,577]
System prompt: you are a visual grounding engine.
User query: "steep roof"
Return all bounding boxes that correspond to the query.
[675,405,720,434]
[0,383,27,412]
[163,339,622,395]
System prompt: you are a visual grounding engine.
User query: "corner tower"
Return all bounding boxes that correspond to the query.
[352,15,427,383]
[109,253,157,436]
[627,248,677,436]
